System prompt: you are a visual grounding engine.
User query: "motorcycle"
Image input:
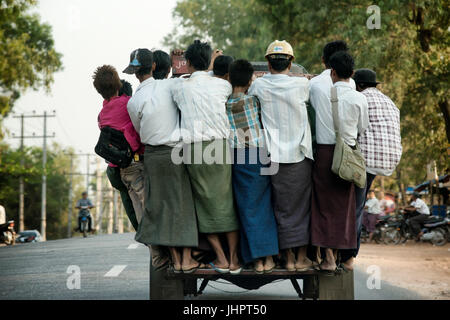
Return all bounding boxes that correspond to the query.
[360,215,391,244]
[0,220,16,245]
[79,206,91,238]
[383,211,449,246]
[420,216,448,246]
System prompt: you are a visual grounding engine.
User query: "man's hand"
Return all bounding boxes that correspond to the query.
[171,49,184,59]
[208,49,223,71]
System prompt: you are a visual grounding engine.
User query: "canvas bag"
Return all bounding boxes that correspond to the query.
[330,86,366,188]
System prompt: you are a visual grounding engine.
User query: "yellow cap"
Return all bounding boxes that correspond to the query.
[265,40,294,59]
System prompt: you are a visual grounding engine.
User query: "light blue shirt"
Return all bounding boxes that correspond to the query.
[248,73,313,163]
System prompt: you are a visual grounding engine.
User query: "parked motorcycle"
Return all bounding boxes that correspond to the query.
[360,215,391,244]
[420,216,448,246]
[0,220,16,245]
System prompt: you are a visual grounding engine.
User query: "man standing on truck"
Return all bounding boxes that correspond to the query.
[340,68,402,270]
[249,40,314,271]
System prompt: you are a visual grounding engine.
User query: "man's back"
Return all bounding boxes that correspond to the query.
[172,71,232,143]
[127,77,182,147]
[248,73,312,163]
[358,87,402,176]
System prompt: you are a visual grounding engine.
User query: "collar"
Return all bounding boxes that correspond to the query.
[334,81,353,89]
[135,77,155,93]
[265,73,289,78]
[103,95,122,107]
[190,71,209,78]
[320,69,331,76]
[230,92,245,99]
[362,87,379,94]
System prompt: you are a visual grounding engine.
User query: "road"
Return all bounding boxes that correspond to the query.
[0,233,423,300]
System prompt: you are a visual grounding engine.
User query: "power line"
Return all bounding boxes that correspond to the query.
[12,111,56,240]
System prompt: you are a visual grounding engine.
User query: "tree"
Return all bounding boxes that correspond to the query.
[163,0,271,61]
[0,142,82,239]
[0,0,63,116]
[166,0,449,190]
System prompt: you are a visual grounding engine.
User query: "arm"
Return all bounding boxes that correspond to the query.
[208,49,223,71]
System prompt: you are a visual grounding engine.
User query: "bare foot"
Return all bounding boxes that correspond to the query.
[254,260,264,273]
[341,257,354,271]
[295,257,314,271]
[285,249,296,271]
[264,256,276,272]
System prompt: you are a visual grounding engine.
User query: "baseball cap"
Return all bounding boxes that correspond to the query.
[265,40,295,59]
[123,49,153,74]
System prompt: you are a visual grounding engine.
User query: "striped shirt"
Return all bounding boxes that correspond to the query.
[171,71,232,143]
[226,92,264,148]
[248,73,313,163]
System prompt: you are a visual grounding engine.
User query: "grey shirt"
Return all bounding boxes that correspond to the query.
[76,199,93,216]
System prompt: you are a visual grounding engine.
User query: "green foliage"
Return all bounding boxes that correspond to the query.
[0,142,82,239]
[0,0,63,116]
[166,0,449,189]
[163,0,271,60]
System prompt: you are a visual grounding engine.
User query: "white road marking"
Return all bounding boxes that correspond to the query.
[127,243,139,249]
[104,265,127,277]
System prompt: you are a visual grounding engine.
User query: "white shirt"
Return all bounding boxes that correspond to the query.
[365,197,382,215]
[127,77,183,147]
[411,198,430,215]
[0,205,5,224]
[172,71,232,143]
[310,69,362,145]
[248,73,313,163]
[311,79,369,146]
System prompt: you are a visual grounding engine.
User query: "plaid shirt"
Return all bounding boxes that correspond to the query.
[226,92,264,148]
[358,87,402,176]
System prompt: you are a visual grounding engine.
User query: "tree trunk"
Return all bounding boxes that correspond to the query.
[438,99,450,143]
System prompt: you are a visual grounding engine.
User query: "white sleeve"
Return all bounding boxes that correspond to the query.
[127,99,140,134]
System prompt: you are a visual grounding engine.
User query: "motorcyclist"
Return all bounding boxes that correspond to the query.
[402,192,430,240]
[75,192,95,232]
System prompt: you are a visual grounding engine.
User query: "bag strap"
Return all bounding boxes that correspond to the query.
[330,86,339,133]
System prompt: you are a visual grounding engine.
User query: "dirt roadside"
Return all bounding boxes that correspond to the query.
[355,242,450,300]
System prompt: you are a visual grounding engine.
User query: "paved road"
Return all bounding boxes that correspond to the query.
[0,233,423,300]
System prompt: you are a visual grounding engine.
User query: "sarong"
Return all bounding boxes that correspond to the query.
[311,144,357,249]
[232,147,279,263]
[135,145,198,247]
[184,139,239,234]
[271,159,312,250]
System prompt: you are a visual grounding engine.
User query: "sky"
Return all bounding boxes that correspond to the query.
[3,0,179,172]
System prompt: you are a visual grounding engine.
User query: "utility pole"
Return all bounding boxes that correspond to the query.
[95,158,102,231]
[12,111,55,241]
[18,115,24,232]
[67,155,74,238]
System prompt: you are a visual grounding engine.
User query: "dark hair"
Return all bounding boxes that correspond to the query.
[267,55,291,72]
[184,40,212,71]
[323,41,349,68]
[136,67,152,77]
[357,82,377,90]
[92,65,122,100]
[213,55,234,76]
[153,50,171,79]
[119,80,133,96]
[329,51,354,79]
[229,59,254,87]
